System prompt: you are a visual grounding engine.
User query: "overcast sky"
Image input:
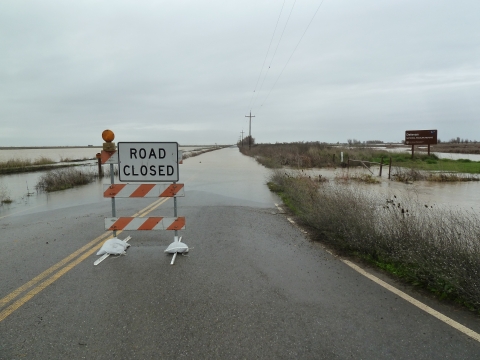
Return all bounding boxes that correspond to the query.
[1,0,479,146]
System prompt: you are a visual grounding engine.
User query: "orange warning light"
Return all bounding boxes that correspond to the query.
[102,129,115,142]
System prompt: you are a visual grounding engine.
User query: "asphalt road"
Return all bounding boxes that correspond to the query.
[1,147,480,359]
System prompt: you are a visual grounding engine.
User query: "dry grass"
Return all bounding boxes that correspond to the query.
[392,167,479,182]
[335,172,381,184]
[240,142,338,168]
[0,156,56,169]
[269,170,480,311]
[36,168,97,192]
[240,143,480,179]
[431,142,480,154]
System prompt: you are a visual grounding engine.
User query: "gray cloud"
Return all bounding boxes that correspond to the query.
[1,0,479,146]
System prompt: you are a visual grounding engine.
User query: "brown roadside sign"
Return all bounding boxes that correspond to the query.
[405,130,438,145]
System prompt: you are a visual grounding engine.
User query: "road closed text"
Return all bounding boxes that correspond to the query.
[122,164,175,177]
[118,142,179,182]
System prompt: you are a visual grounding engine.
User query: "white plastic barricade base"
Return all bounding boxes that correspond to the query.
[165,236,190,265]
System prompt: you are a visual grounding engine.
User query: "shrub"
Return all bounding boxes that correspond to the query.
[269,170,480,310]
[36,168,97,192]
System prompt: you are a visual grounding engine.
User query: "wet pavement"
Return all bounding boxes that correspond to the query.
[1,147,480,359]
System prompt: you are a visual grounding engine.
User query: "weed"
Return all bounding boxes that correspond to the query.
[36,168,97,192]
[335,172,381,184]
[0,157,56,169]
[392,167,479,182]
[0,184,13,204]
[268,170,480,312]
[239,143,480,175]
[34,156,56,165]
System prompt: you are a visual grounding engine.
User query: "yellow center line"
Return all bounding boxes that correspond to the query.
[0,196,170,321]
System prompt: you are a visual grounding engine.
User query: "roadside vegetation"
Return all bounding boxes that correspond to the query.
[36,168,98,192]
[238,142,480,181]
[33,146,229,192]
[268,170,480,312]
[240,142,480,311]
[0,156,55,168]
[0,156,80,175]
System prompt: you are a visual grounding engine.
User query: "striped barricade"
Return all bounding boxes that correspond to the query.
[103,183,184,198]
[101,150,118,164]
[105,217,186,231]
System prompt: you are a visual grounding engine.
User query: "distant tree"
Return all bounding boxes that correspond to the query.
[243,135,255,147]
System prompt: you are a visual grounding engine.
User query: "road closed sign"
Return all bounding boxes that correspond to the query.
[118,142,179,182]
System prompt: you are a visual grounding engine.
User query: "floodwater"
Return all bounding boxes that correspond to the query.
[300,167,480,213]
[1,147,479,218]
[0,146,212,162]
[378,147,480,161]
[0,146,212,218]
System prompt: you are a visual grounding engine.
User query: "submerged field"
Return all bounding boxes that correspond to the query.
[238,142,480,178]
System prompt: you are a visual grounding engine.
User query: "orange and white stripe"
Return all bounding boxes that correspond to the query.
[101,150,118,164]
[105,217,185,231]
[103,184,185,198]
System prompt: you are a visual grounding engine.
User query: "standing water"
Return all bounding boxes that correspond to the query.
[0,146,212,218]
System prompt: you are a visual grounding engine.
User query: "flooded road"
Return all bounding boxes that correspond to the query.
[0,146,217,218]
[2,148,480,219]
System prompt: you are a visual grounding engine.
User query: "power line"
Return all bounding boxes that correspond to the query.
[251,0,297,111]
[259,0,326,110]
[247,0,286,112]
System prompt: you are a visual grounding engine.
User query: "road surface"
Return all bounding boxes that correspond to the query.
[1,147,480,359]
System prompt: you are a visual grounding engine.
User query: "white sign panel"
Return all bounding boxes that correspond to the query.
[118,142,179,182]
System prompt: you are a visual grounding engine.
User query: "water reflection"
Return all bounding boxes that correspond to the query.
[0,146,209,218]
[0,164,107,218]
[301,168,480,213]
[1,147,479,218]
[0,146,212,162]
[379,147,480,161]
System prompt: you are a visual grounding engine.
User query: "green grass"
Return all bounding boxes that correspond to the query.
[359,152,479,174]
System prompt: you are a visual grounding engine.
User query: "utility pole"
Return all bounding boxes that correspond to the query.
[245,111,255,150]
[240,130,244,147]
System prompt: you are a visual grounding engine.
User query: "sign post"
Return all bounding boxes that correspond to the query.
[98,132,188,265]
[405,130,438,158]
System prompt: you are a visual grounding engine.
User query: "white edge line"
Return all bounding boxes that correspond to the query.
[342,259,480,343]
[276,199,480,342]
